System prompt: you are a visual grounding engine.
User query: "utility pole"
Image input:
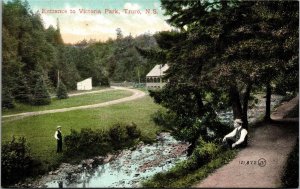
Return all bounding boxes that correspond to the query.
[160,65,162,88]
[137,67,141,85]
[57,70,60,88]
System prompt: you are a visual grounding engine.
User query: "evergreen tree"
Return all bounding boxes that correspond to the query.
[13,71,32,103]
[139,0,298,154]
[56,81,68,99]
[2,87,15,109]
[31,76,51,105]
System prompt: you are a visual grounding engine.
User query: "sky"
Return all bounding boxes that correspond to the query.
[24,0,173,44]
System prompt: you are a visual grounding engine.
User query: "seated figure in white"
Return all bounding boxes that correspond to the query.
[222,119,248,149]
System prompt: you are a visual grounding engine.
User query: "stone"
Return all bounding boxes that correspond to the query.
[103,154,114,163]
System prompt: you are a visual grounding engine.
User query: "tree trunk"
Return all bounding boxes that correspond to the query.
[241,83,252,130]
[229,85,243,119]
[187,140,197,156]
[264,82,272,122]
[194,89,204,117]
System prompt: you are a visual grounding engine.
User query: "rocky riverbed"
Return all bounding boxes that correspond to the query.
[217,94,283,124]
[22,133,189,188]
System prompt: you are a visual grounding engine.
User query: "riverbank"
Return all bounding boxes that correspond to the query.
[15,133,189,188]
[193,95,299,188]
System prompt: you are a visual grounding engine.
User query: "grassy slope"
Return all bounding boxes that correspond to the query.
[2,96,163,169]
[2,90,132,115]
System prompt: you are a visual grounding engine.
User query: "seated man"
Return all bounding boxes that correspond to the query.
[222,119,248,149]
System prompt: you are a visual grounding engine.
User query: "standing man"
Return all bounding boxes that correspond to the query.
[54,126,63,153]
[222,119,248,149]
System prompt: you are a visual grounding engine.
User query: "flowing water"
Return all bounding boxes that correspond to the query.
[44,133,189,188]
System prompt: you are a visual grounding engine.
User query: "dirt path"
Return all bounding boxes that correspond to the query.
[55,88,116,98]
[193,95,299,188]
[2,87,146,119]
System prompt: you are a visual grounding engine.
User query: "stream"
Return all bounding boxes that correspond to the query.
[42,133,189,188]
[25,94,283,188]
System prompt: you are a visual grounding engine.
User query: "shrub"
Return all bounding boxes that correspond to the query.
[1,137,41,186]
[64,123,141,159]
[56,81,68,99]
[192,138,220,166]
[126,122,141,138]
[108,123,129,148]
[64,128,111,158]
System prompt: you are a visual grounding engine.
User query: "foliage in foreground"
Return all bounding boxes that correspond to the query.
[1,137,43,186]
[281,138,299,188]
[63,122,142,160]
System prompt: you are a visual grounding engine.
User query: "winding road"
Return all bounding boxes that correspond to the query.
[2,87,146,119]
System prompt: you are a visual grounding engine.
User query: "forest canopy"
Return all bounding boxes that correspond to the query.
[2,0,159,108]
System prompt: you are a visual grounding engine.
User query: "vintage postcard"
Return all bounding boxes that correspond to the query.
[2,0,299,188]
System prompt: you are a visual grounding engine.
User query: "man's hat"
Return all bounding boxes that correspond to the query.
[57,126,62,129]
[234,119,243,124]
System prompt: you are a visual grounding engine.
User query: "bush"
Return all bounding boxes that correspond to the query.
[108,123,129,147]
[126,122,141,138]
[56,81,68,99]
[108,122,142,149]
[1,137,41,186]
[64,122,142,159]
[192,138,220,166]
[64,128,111,158]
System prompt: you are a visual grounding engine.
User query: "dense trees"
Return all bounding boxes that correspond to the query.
[3,0,56,107]
[2,0,158,109]
[140,0,298,153]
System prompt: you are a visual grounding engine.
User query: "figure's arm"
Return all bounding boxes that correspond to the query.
[223,128,237,141]
[54,131,58,140]
[233,129,248,145]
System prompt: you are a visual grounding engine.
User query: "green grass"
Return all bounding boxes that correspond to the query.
[2,90,132,116]
[2,96,164,170]
[142,149,237,188]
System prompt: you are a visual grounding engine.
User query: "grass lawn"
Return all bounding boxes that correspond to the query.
[2,89,132,116]
[2,95,164,170]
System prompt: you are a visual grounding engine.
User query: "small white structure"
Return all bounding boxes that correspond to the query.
[146,64,169,88]
[77,77,92,90]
